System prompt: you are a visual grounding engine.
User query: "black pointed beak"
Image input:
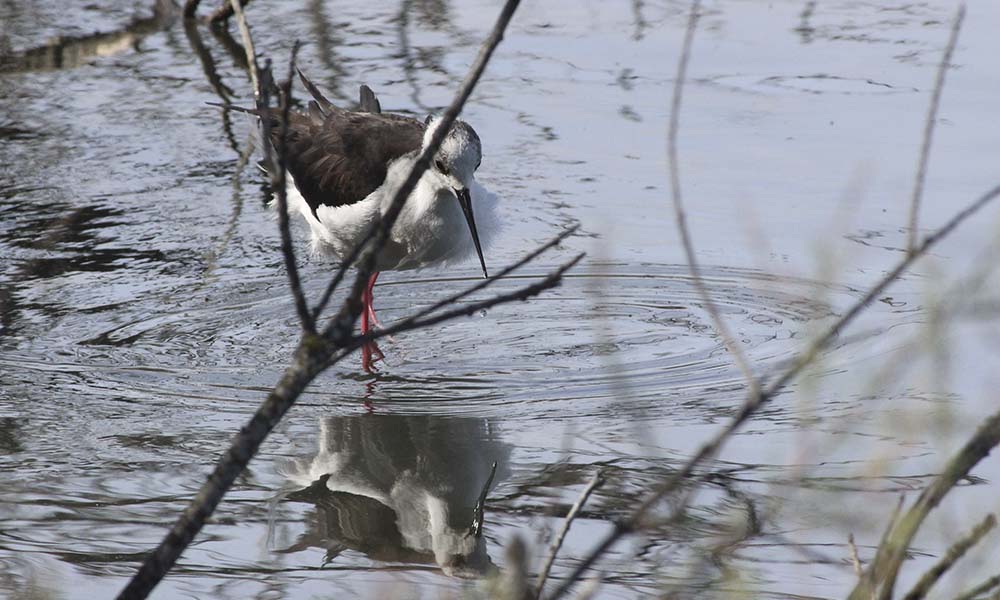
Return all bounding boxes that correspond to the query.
[455,187,488,278]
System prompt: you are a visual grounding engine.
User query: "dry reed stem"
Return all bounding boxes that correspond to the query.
[902,513,995,600]
[548,97,1000,600]
[906,4,966,253]
[551,2,985,598]
[954,574,1000,600]
[848,410,1000,600]
[861,494,906,592]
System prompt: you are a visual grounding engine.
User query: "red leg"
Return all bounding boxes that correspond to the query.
[360,281,371,336]
[365,272,381,329]
[360,272,383,373]
[361,342,375,373]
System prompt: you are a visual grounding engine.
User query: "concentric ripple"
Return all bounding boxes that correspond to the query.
[349,261,850,417]
[1,261,858,421]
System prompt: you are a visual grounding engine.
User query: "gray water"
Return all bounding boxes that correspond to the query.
[3,1,1000,598]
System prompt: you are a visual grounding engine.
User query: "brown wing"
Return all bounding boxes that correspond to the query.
[279,79,425,216]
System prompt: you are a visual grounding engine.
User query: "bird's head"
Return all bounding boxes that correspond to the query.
[423,117,488,278]
[423,116,482,189]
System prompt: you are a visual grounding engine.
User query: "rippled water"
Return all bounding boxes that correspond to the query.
[3,1,1000,598]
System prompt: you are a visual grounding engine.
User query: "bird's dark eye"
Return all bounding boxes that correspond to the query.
[435,160,449,175]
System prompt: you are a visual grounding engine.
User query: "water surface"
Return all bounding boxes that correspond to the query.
[2,1,1000,598]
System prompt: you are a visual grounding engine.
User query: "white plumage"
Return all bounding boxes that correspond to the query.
[284,154,500,272]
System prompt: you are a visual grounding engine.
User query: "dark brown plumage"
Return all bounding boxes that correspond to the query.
[282,72,426,217]
[282,109,424,216]
[219,71,427,217]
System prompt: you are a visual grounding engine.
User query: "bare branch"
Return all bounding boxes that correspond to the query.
[666,0,758,391]
[767,181,1000,400]
[314,0,523,330]
[116,3,531,598]
[362,253,585,345]
[114,226,575,600]
[536,470,605,598]
[115,339,340,600]
[315,224,574,328]
[548,181,1000,600]
[258,45,316,334]
[381,225,578,334]
[310,246,351,322]
[232,1,312,335]
[906,4,966,253]
[902,513,995,600]
[216,3,313,336]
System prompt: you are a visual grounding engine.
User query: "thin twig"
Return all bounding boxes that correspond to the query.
[666,0,758,392]
[310,248,351,322]
[763,183,1000,402]
[848,409,1000,600]
[116,339,339,600]
[315,225,574,326]
[210,0,250,24]
[536,470,605,598]
[235,7,312,334]
[258,46,315,334]
[848,533,863,578]
[386,225,578,332]
[313,0,522,331]
[548,182,1000,600]
[906,4,965,253]
[227,0,258,99]
[470,461,498,538]
[902,513,995,600]
[114,210,577,600]
[361,253,585,346]
[117,3,531,599]
[955,574,1000,600]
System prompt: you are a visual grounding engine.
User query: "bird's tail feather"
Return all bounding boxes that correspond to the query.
[297,68,335,116]
[358,85,381,113]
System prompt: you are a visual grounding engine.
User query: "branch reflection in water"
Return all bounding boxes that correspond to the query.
[274,413,511,578]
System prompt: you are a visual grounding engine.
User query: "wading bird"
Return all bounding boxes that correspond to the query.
[232,72,497,371]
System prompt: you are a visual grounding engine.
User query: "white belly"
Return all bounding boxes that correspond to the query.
[280,174,499,273]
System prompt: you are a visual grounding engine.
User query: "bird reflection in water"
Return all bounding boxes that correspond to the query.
[275,414,510,578]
